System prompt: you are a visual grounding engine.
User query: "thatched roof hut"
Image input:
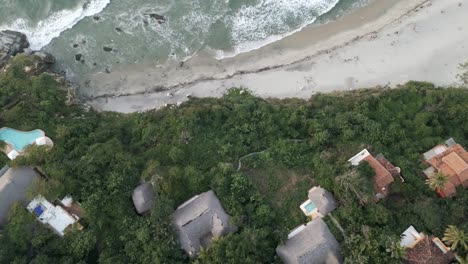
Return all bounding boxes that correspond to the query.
[276,218,342,264]
[0,166,39,225]
[308,187,337,216]
[172,190,236,257]
[132,182,155,215]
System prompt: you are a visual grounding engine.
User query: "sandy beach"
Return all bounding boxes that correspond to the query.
[86,0,468,113]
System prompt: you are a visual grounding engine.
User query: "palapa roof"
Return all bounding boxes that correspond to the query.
[308,187,336,216]
[132,182,155,214]
[276,218,342,264]
[172,190,235,257]
[404,236,454,264]
[0,166,39,225]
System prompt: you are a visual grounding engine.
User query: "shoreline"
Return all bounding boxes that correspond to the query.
[86,0,467,113]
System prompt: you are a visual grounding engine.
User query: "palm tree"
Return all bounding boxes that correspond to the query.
[442,225,468,251]
[425,172,449,197]
[455,254,468,264]
[386,237,407,260]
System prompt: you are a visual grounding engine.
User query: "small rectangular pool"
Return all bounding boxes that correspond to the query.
[304,201,316,213]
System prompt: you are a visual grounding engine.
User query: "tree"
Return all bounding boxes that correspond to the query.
[425,172,449,196]
[385,237,407,260]
[443,225,468,251]
[455,254,468,264]
[336,167,375,204]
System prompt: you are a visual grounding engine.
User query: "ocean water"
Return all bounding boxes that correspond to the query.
[0,0,370,81]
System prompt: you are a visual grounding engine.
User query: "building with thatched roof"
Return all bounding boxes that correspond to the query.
[172,190,236,257]
[276,218,342,264]
[300,186,336,219]
[132,182,155,214]
[0,166,39,226]
[400,226,454,264]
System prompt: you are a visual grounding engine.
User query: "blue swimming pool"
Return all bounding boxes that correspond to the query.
[0,128,44,151]
[304,201,316,213]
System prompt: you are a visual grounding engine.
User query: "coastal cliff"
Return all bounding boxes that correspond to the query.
[0,30,56,72]
[0,30,29,67]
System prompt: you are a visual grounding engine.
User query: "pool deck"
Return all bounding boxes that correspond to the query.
[0,127,53,160]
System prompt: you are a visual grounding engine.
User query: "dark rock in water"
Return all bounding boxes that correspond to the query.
[143,19,149,26]
[0,30,30,66]
[75,54,83,61]
[34,52,55,64]
[115,27,123,33]
[103,46,113,52]
[93,16,100,21]
[105,65,111,73]
[82,40,87,44]
[73,44,79,48]
[146,13,166,24]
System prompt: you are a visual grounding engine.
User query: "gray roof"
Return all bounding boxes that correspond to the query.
[308,187,337,216]
[422,138,457,161]
[445,138,457,147]
[0,166,39,226]
[172,190,235,257]
[276,218,342,264]
[132,182,155,214]
[423,166,436,178]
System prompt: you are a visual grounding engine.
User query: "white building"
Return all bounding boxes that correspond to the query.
[26,195,79,237]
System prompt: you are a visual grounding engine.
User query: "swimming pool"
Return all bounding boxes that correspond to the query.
[304,201,316,214]
[0,128,44,152]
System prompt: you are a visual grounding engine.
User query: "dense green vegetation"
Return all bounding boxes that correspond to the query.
[0,56,467,263]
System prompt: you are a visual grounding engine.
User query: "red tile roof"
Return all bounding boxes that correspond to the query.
[425,143,468,197]
[364,154,394,193]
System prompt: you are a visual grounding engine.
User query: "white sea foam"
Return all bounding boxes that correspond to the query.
[0,0,110,50]
[216,0,339,59]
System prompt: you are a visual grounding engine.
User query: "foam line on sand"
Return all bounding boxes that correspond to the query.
[86,0,468,113]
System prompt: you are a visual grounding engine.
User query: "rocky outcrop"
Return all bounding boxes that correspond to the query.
[34,52,55,64]
[146,13,166,24]
[0,30,30,67]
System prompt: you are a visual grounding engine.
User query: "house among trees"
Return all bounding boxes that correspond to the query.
[422,138,468,197]
[26,195,82,237]
[400,226,454,264]
[276,218,342,264]
[299,186,336,219]
[172,190,236,257]
[348,149,400,201]
[0,166,39,226]
[132,182,155,215]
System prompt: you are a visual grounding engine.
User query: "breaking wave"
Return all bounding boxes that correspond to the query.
[0,0,110,50]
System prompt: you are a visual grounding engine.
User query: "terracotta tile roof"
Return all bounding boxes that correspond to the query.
[442,152,468,176]
[404,236,454,264]
[364,155,394,192]
[440,181,456,198]
[424,142,468,197]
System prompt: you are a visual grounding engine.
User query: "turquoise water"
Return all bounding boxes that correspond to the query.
[0,128,44,151]
[0,0,370,85]
[305,201,316,213]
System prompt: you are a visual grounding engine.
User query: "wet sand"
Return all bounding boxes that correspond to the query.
[87,0,468,113]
